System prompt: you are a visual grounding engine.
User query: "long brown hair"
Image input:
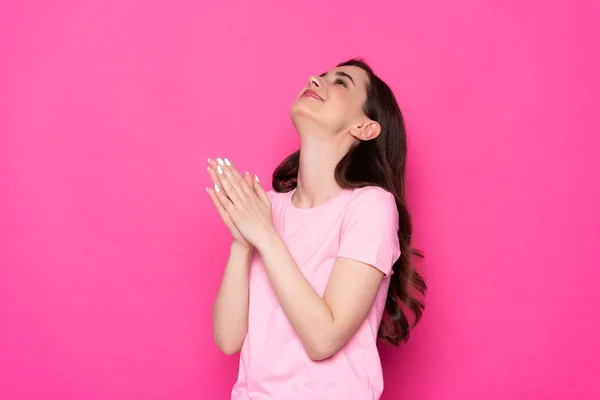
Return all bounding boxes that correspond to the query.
[272,58,426,345]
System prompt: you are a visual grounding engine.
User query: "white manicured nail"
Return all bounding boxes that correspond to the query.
[217,165,223,174]
[217,158,224,166]
[207,158,211,163]
[224,158,231,166]
[255,174,259,182]
[214,184,220,192]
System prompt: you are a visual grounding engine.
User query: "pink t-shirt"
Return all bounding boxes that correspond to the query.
[231,185,401,400]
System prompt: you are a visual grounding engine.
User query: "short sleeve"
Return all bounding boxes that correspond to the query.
[266,189,279,203]
[337,188,401,276]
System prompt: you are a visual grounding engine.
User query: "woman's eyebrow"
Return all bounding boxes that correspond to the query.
[319,71,356,86]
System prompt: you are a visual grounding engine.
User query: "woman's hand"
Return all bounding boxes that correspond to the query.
[206,157,274,249]
[206,158,252,249]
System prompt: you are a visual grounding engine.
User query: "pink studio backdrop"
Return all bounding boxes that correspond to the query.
[1,1,599,399]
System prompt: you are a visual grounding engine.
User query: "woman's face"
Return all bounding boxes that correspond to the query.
[290,65,371,139]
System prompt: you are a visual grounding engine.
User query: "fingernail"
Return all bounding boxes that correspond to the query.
[207,166,211,172]
[205,187,209,192]
[245,172,249,175]
[224,158,231,166]
[214,184,220,192]
[217,158,224,166]
[207,158,212,163]
[255,174,259,182]
[217,165,223,174]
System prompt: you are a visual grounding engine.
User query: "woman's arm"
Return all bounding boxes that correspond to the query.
[211,241,252,355]
[207,158,392,360]
[257,233,384,361]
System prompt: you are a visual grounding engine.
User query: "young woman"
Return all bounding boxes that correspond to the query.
[207,58,426,399]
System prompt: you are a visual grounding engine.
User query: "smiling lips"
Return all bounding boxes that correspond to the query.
[300,90,324,102]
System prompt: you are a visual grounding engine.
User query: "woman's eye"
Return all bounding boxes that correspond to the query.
[334,78,347,88]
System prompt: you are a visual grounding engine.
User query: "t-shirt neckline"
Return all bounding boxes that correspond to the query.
[285,187,349,214]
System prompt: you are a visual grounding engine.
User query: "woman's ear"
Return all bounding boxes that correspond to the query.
[350,120,381,141]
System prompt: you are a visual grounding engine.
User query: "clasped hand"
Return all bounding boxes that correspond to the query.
[206,157,274,249]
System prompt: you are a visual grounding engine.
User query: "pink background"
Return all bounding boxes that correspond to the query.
[1,1,599,399]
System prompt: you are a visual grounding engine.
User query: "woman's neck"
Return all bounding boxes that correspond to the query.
[293,138,347,209]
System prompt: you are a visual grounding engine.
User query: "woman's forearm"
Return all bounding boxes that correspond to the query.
[257,231,336,360]
[212,241,252,355]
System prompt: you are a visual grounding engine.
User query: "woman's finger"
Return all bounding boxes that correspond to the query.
[207,165,228,197]
[215,161,245,204]
[251,173,270,206]
[207,159,227,186]
[206,185,232,223]
[243,172,254,188]
[209,161,241,208]
[212,182,236,213]
[221,158,254,197]
[211,158,241,183]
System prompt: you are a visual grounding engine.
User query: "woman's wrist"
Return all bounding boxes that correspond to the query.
[230,240,253,256]
[255,228,283,256]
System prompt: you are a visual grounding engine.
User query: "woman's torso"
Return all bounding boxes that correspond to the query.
[231,187,395,400]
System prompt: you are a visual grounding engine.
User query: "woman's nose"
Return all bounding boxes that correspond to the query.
[308,75,321,88]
